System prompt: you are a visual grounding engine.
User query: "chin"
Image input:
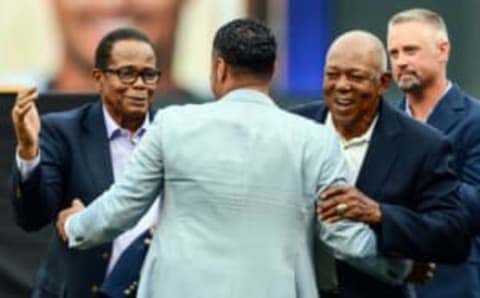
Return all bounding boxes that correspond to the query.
[126,108,149,119]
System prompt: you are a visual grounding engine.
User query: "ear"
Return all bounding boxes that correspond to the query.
[378,71,392,95]
[216,57,228,83]
[438,40,450,63]
[91,69,103,91]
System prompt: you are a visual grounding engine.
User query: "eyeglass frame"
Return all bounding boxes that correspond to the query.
[101,66,162,85]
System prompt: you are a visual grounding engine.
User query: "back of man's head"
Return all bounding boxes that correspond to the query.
[212,19,276,80]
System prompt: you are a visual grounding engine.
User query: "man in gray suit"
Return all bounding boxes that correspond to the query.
[56,18,378,298]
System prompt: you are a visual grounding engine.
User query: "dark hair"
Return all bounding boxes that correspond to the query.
[94,27,156,69]
[213,18,276,79]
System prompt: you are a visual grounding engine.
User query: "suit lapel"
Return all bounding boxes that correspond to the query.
[356,101,401,198]
[427,84,465,134]
[313,102,329,123]
[316,101,400,198]
[81,101,114,199]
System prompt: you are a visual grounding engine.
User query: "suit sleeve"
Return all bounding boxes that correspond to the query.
[10,118,67,231]
[375,138,471,264]
[456,122,480,234]
[307,126,378,258]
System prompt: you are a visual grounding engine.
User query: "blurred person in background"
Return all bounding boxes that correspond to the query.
[388,8,480,298]
[4,0,205,107]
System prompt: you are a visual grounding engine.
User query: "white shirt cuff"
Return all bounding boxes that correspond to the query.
[16,150,40,182]
[65,215,75,248]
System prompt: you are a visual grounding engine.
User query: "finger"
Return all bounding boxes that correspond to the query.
[15,101,35,119]
[56,219,66,242]
[319,202,356,222]
[324,215,342,223]
[15,87,36,102]
[318,206,339,221]
[319,194,350,213]
[148,226,155,236]
[13,92,38,121]
[324,208,359,223]
[72,199,84,208]
[16,88,38,108]
[320,186,349,200]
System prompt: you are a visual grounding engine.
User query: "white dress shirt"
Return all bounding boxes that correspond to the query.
[325,112,378,183]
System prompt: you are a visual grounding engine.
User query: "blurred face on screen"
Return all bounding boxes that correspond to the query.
[92,40,158,124]
[52,0,183,71]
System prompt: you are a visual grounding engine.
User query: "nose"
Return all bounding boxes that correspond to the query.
[335,75,352,92]
[131,75,148,88]
[392,52,409,69]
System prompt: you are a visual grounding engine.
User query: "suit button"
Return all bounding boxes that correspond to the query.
[124,288,132,296]
[15,186,21,199]
[101,251,110,261]
[91,285,100,294]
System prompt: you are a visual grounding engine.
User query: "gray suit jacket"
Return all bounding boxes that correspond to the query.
[67,89,378,298]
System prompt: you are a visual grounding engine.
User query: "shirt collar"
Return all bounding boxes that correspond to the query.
[326,112,378,147]
[405,80,452,117]
[102,105,150,140]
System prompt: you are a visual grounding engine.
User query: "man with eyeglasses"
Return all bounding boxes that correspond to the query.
[10,28,160,298]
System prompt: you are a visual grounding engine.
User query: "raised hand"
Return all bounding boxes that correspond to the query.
[12,87,41,160]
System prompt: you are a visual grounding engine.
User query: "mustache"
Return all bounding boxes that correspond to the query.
[397,68,418,77]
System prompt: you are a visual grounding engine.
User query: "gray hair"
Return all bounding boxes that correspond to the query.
[388,8,449,43]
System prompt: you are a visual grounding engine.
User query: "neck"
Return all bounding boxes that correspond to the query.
[105,106,147,135]
[221,77,270,98]
[120,118,145,135]
[406,77,448,122]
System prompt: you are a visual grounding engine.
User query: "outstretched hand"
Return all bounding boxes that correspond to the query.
[56,199,85,242]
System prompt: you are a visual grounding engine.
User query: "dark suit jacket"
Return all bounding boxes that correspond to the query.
[99,230,151,298]
[395,84,480,298]
[11,101,151,298]
[290,99,470,298]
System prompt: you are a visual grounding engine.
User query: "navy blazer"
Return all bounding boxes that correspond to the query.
[11,101,151,298]
[290,99,470,298]
[395,84,480,298]
[100,230,151,298]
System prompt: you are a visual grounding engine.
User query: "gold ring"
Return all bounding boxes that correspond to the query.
[335,203,348,215]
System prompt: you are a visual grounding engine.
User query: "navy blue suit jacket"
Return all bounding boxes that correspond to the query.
[395,84,480,298]
[11,101,151,298]
[100,230,151,298]
[290,99,470,298]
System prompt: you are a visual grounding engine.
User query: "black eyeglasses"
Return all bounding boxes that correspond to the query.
[102,66,161,85]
